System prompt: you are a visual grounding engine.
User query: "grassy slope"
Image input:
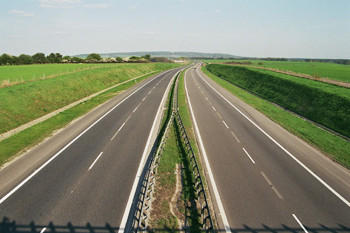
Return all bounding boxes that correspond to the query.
[0,63,181,134]
[206,64,350,138]
[0,72,159,166]
[0,63,122,84]
[0,63,183,166]
[202,65,350,169]
[203,59,350,82]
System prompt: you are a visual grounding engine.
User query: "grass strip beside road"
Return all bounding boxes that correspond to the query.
[203,59,350,83]
[202,66,350,169]
[0,63,182,135]
[206,64,350,138]
[150,70,202,232]
[0,72,156,167]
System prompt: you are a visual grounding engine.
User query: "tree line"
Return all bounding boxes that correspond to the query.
[0,53,156,65]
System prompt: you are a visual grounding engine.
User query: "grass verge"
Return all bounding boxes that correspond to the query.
[206,64,350,138]
[0,63,182,134]
[203,59,350,83]
[0,72,156,167]
[150,71,202,232]
[202,66,350,169]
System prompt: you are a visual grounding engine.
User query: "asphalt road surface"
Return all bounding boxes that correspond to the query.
[185,66,350,233]
[0,67,182,233]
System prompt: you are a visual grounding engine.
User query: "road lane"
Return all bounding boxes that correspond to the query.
[0,68,182,231]
[185,67,350,232]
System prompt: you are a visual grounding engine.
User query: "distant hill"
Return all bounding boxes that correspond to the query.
[75,51,241,59]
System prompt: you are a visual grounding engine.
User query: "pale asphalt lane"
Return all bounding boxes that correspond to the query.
[185,67,350,232]
[0,67,182,232]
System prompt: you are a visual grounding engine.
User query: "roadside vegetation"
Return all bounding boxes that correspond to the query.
[0,63,182,135]
[150,70,209,232]
[207,64,350,139]
[0,63,123,86]
[202,65,350,169]
[203,59,350,83]
[0,63,183,167]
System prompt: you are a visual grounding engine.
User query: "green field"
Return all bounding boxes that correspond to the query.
[207,64,350,138]
[0,63,182,135]
[203,65,350,169]
[0,63,123,86]
[0,63,184,166]
[203,59,350,83]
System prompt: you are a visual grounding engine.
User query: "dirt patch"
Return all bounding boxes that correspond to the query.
[149,164,185,232]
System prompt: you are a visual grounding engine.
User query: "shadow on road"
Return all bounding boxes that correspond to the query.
[1,217,350,233]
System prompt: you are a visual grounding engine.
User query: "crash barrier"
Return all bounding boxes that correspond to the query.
[132,69,214,232]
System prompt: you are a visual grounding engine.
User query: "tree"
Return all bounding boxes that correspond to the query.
[86,53,101,61]
[116,57,123,63]
[0,54,14,65]
[32,53,47,64]
[47,53,56,63]
[144,54,151,60]
[18,54,33,64]
[71,56,85,63]
[55,53,63,63]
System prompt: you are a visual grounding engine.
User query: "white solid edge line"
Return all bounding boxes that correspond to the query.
[196,68,350,208]
[89,152,103,170]
[293,214,309,233]
[243,148,255,164]
[185,69,231,233]
[118,70,180,233]
[0,70,172,205]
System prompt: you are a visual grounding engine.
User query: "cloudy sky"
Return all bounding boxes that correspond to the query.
[1,0,349,58]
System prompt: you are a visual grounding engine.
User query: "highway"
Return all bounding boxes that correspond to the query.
[0,67,182,232]
[184,67,350,233]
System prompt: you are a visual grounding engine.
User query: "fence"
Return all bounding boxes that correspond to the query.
[132,69,214,232]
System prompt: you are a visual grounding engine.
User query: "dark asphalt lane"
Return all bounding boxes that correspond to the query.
[185,67,350,232]
[0,68,182,232]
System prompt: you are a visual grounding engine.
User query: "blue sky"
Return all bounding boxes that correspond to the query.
[1,0,349,58]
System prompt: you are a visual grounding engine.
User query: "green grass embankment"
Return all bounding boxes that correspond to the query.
[206,64,350,139]
[203,60,350,83]
[202,65,350,169]
[0,63,122,86]
[0,63,181,135]
[0,63,182,166]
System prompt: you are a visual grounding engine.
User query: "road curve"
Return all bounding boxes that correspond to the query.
[185,66,350,233]
[0,68,182,232]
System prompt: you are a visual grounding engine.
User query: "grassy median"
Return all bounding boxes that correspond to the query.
[150,70,215,232]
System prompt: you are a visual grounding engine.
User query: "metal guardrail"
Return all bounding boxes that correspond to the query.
[174,109,214,232]
[132,68,214,232]
[173,71,214,232]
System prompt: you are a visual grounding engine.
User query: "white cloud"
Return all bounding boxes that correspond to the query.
[84,4,108,9]
[128,5,137,10]
[214,9,221,13]
[39,4,73,8]
[39,0,81,3]
[9,10,35,17]
[39,0,81,9]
